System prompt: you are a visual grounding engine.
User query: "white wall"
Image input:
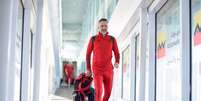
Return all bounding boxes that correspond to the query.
[109,0,151,101]
[38,0,56,100]
[33,0,62,100]
[48,0,63,90]
[0,0,19,101]
[108,0,143,38]
[0,0,61,101]
[0,0,13,100]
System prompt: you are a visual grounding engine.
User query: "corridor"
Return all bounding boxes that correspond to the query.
[0,0,201,101]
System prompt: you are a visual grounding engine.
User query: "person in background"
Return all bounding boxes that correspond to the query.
[64,63,74,88]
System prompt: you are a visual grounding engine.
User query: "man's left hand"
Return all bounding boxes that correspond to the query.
[114,63,119,68]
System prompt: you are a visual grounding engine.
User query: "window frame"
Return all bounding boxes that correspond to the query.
[148,0,191,101]
[121,44,131,100]
[18,0,25,101]
[190,0,201,101]
[129,22,140,101]
[134,34,140,101]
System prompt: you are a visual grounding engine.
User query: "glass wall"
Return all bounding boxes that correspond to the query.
[191,0,201,101]
[122,45,130,100]
[15,0,24,100]
[156,0,182,101]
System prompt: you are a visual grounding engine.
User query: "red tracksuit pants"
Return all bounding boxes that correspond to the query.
[66,74,73,84]
[93,67,113,101]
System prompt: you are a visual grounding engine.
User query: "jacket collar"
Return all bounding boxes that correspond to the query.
[98,31,109,37]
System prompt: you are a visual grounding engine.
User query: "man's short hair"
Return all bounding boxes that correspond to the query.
[98,18,108,23]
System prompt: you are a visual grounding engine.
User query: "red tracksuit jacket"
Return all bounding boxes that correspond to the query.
[64,64,74,77]
[86,32,120,72]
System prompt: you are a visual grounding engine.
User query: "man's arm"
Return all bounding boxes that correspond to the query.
[113,38,120,65]
[86,37,93,72]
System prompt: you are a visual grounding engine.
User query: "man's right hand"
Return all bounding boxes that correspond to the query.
[86,71,92,77]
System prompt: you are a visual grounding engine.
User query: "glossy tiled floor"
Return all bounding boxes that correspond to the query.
[49,86,74,101]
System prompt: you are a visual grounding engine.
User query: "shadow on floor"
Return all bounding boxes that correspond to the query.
[50,86,74,101]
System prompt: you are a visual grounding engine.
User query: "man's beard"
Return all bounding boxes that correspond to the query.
[101,31,107,35]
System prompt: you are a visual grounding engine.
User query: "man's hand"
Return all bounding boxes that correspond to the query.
[114,63,119,68]
[86,71,92,77]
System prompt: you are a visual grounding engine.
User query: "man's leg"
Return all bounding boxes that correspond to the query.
[67,76,71,88]
[69,75,73,87]
[103,70,113,101]
[94,74,103,101]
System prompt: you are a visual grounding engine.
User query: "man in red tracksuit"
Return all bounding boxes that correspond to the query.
[86,18,120,101]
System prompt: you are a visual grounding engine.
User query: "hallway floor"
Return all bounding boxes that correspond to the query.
[49,87,74,101]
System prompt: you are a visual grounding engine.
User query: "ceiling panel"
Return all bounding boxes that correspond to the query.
[61,0,89,59]
[62,0,89,23]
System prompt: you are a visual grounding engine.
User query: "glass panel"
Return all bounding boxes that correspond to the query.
[156,0,182,101]
[191,0,201,100]
[15,1,24,101]
[122,45,130,100]
[135,35,140,101]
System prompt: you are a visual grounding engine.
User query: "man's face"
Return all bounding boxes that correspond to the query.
[98,21,108,34]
